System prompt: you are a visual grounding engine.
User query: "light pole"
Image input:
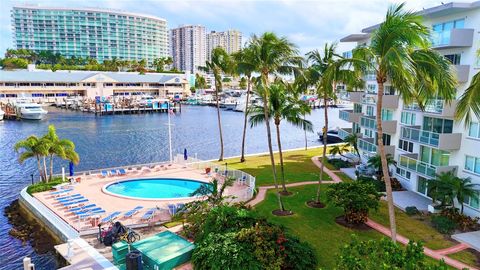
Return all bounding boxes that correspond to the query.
[30,173,34,185]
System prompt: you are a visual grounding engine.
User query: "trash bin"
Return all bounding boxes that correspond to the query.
[126,250,143,270]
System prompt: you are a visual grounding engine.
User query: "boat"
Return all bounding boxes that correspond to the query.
[0,108,4,120]
[318,129,344,144]
[13,99,48,120]
[222,97,237,110]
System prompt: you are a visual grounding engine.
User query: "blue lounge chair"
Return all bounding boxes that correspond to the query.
[168,204,177,215]
[141,208,156,221]
[110,169,118,176]
[57,195,84,202]
[61,199,88,207]
[56,194,82,201]
[73,207,103,216]
[176,203,185,212]
[118,168,126,175]
[78,209,106,220]
[100,211,121,224]
[50,189,73,195]
[68,204,96,212]
[101,170,108,177]
[123,206,143,219]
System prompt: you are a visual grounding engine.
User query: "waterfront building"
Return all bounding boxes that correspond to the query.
[339,2,480,217]
[206,30,242,61]
[11,5,169,66]
[170,25,206,73]
[0,67,190,102]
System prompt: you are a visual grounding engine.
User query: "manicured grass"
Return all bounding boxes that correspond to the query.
[448,249,480,267]
[163,220,183,228]
[254,185,383,268]
[27,177,65,195]
[369,201,456,250]
[222,147,333,186]
[336,172,354,183]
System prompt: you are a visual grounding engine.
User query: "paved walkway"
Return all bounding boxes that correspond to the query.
[247,156,477,270]
[453,230,480,252]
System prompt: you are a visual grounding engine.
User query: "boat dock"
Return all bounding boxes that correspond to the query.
[0,102,19,120]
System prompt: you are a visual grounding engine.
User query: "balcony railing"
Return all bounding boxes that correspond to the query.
[400,126,462,150]
[358,138,377,153]
[398,155,437,178]
[339,110,362,123]
[338,128,352,140]
[431,28,474,49]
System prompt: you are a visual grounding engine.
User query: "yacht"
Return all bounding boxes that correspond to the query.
[318,129,344,144]
[222,97,237,110]
[0,108,4,121]
[14,100,48,120]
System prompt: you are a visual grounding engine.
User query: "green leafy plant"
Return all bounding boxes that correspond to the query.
[440,208,480,232]
[431,215,456,234]
[405,206,420,216]
[327,158,352,169]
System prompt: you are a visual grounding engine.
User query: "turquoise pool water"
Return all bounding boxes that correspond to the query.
[104,178,208,199]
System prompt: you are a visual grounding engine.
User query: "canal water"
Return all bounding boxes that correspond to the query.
[0,105,348,270]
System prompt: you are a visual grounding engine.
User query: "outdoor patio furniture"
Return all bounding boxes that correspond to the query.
[79,209,107,221]
[118,168,127,175]
[110,169,118,176]
[61,198,89,207]
[68,204,96,212]
[141,208,156,221]
[73,207,103,216]
[100,211,122,224]
[176,203,185,213]
[168,204,177,216]
[49,189,73,196]
[55,194,81,201]
[101,170,109,177]
[123,206,144,219]
[57,195,84,202]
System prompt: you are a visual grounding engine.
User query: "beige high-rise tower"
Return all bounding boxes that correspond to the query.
[206,30,242,61]
[170,25,206,73]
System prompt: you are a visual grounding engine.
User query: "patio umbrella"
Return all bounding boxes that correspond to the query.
[69,161,74,177]
[184,148,188,161]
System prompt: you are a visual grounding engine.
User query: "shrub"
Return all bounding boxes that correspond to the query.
[405,206,420,216]
[327,181,381,224]
[390,177,403,191]
[357,176,385,192]
[283,235,318,270]
[327,158,352,169]
[431,215,456,234]
[440,208,480,232]
[26,177,65,195]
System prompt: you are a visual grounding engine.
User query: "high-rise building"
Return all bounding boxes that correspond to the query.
[170,25,206,73]
[206,30,242,61]
[11,6,169,65]
[339,2,480,217]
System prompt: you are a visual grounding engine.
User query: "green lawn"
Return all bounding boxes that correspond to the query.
[254,185,383,268]
[447,249,480,267]
[369,201,456,250]
[221,147,333,186]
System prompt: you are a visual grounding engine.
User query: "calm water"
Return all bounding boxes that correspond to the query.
[0,105,347,270]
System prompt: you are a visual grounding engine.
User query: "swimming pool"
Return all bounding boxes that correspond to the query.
[103,178,209,200]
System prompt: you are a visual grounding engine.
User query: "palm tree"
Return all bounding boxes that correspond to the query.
[14,136,48,182]
[329,144,350,159]
[308,43,363,204]
[455,49,480,126]
[352,3,457,241]
[367,154,396,180]
[43,125,80,181]
[344,133,361,162]
[248,32,300,212]
[429,171,478,214]
[249,82,313,194]
[233,45,257,163]
[199,47,233,161]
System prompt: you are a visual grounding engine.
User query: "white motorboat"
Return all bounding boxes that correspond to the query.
[222,97,237,110]
[0,109,4,121]
[14,100,48,120]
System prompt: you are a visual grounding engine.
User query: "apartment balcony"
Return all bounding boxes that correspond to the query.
[454,65,470,83]
[400,126,462,150]
[358,137,395,156]
[339,110,362,123]
[431,28,474,49]
[348,92,363,103]
[424,100,457,118]
[359,115,397,134]
[398,154,458,178]
[338,127,362,140]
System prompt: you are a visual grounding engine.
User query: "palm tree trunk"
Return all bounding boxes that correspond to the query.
[315,95,328,202]
[42,156,48,183]
[377,81,397,242]
[304,113,308,150]
[275,121,288,193]
[36,156,45,182]
[240,76,251,162]
[49,155,54,181]
[215,83,224,161]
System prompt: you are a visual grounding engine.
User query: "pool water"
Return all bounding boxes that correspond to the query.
[105,178,208,199]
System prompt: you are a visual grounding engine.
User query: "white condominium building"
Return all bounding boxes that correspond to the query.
[170,25,206,73]
[206,30,242,61]
[339,2,480,217]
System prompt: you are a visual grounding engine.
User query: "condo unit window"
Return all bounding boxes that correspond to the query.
[396,167,411,180]
[468,122,480,139]
[420,146,450,167]
[465,155,480,175]
[381,109,393,121]
[398,139,414,153]
[367,84,376,93]
[401,112,416,125]
[433,19,465,32]
[366,106,374,116]
[465,192,480,209]
[364,129,373,138]
[384,86,395,95]
[444,54,461,65]
[353,123,361,134]
[353,103,362,113]
[417,176,432,197]
[422,116,453,134]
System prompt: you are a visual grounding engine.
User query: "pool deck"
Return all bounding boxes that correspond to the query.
[34,163,251,233]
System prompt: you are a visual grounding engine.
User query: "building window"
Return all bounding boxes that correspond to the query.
[401,111,416,125]
[366,106,374,116]
[367,84,376,93]
[417,176,429,196]
[398,139,414,153]
[465,155,480,175]
[444,54,461,65]
[468,122,480,139]
[364,129,373,138]
[396,167,411,180]
[465,192,480,209]
[423,116,453,133]
[420,146,450,166]
[381,109,393,121]
[353,103,362,113]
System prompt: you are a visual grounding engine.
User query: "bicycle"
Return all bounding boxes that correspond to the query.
[118,227,141,243]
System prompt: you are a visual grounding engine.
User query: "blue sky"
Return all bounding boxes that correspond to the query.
[0,0,462,56]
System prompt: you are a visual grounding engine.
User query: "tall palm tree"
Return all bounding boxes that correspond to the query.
[308,43,363,204]
[329,144,350,159]
[352,3,457,241]
[430,171,478,214]
[199,47,233,161]
[249,32,300,212]
[455,49,480,126]
[249,82,313,194]
[344,133,361,162]
[233,46,257,163]
[367,154,396,180]
[14,135,48,182]
[43,125,80,181]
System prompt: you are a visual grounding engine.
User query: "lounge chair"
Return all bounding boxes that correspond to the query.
[55,194,81,201]
[141,208,156,221]
[72,207,103,216]
[50,189,73,196]
[110,169,118,176]
[78,209,106,220]
[118,168,126,175]
[123,206,144,219]
[57,195,84,203]
[101,170,109,177]
[68,204,96,212]
[238,175,247,185]
[100,211,122,224]
[61,198,88,207]
[176,203,185,213]
[168,204,177,215]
